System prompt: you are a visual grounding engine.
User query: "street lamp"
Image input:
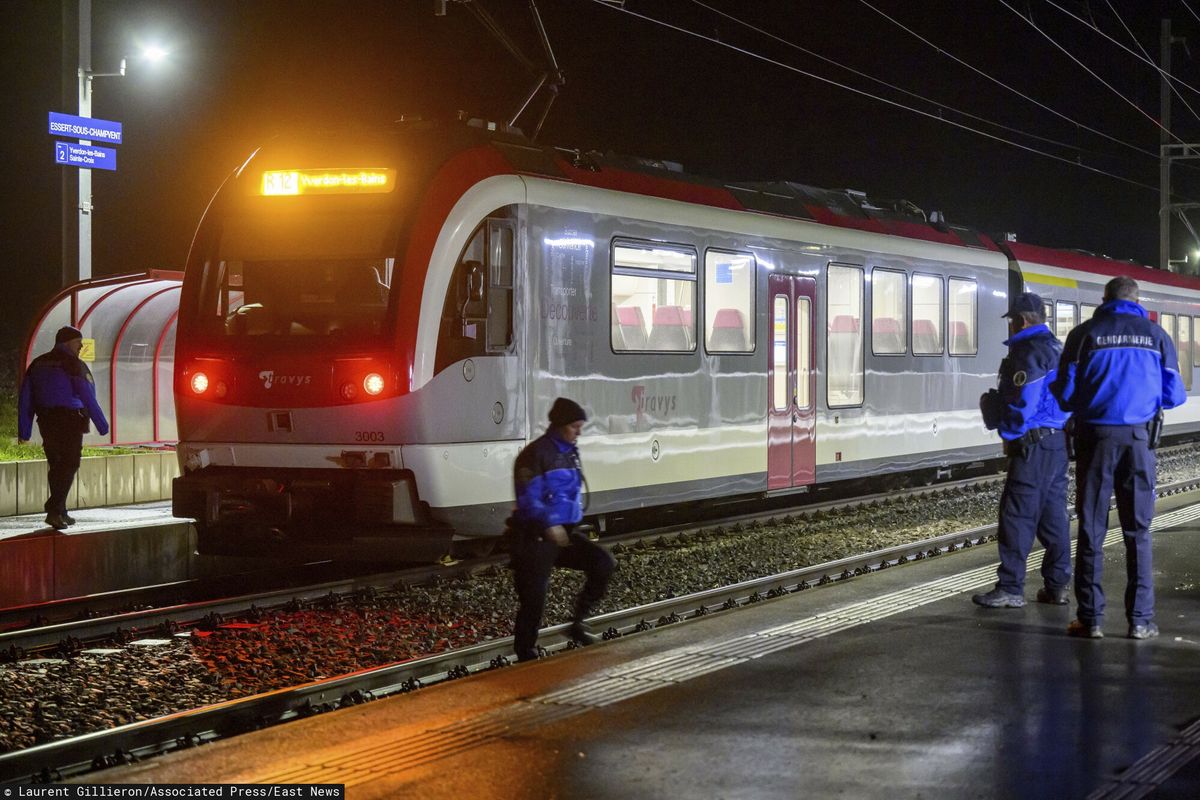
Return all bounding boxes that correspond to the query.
[73,0,169,281]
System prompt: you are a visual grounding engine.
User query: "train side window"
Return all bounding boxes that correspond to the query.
[827,264,863,407]
[871,268,906,355]
[772,295,789,412]
[911,273,943,355]
[797,297,812,409]
[1054,301,1077,339]
[1080,303,1098,322]
[612,241,697,352]
[704,250,755,353]
[1161,313,1178,367]
[1042,300,1054,323]
[435,214,515,375]
[1160,312,1176,340]
[1171,314,1190,388]
[948,277,977,356]
[1193,317,1200,370]
[486,220,515,352]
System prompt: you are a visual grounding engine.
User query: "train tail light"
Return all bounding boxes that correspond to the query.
[340,382,358,401]
[363,373,385,396]
[191,372,209,394]
[214,381,228,399]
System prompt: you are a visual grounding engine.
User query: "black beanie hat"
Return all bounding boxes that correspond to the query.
[548,397,587,427]
[55,325,83,344]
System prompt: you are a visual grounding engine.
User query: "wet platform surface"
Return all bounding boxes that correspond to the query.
[79,496,1200,799]
[0,501,179,542]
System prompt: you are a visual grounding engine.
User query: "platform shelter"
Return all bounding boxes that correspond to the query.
[23,270,183,447]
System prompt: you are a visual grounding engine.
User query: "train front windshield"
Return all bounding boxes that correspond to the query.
[209,258,393,338]
[194,190,400,340]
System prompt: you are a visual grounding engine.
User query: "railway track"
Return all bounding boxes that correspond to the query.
[7,439,1196,653]
[0,464,1016,655]
[4,472,1200,785]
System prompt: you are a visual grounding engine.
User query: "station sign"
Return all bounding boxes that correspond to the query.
[54,141,117,171]
[48,112,123,145]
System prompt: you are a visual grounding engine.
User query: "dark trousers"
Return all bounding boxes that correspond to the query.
[37,412,83,517]
[1074,425,1156,624]
[996,433,1071,594]
[511,526,616,659]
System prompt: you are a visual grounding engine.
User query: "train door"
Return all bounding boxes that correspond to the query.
[767,274,816,489]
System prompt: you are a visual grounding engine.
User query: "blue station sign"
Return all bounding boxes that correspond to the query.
[54,141,117,171]
[48,112,123,145]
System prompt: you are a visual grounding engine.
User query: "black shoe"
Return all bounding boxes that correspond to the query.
[44,514,68,530]
[1067,619,1104,639]
[1128,621,1159,640]
[568,621,598,646]
[62,513,77,526]
[516,649,539,663]
[1036,586,1069,605]
[972,588,1025,608]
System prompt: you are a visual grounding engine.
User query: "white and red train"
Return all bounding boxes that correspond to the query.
[170,119,1200,559]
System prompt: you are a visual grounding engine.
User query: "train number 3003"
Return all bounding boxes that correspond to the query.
[354,431,387,442]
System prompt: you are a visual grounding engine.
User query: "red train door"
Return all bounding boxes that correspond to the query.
[767,274,816,489]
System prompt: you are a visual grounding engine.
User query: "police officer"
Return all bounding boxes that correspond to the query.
[510,397,616,662]
[973,292,1072,609]
[17,326,109,530]
[1051,276,1186,640]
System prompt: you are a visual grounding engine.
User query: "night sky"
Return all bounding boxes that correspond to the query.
[4,0,1200,365]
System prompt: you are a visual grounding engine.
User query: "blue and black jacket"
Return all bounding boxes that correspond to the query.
[997,323,1070,441]
[17,343,110,440]
[1051,299,1186,425]
[512,430,584,530]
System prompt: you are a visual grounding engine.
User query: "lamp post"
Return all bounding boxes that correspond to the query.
[73,0,168,282]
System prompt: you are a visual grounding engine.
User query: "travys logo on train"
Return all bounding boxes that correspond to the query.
[632,384,677,426]
[258,370,313,390]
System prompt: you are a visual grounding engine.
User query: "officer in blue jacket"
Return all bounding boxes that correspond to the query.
[510,397,616,662]
[973,292,1072,609]
[1052,276,1186,640]
[17,326,109,530]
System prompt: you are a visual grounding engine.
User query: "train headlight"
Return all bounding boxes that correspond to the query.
[190,372,209,394]
[363,373,385,396]
[340,382,358,401]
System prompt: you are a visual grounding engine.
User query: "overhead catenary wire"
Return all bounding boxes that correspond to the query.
[856,0,1161,161]
[688,0,1108,162]
[586,0,1162,193]
[1044,0,1200,126]
[1179,0,1200,27]
[996,0,1193,147]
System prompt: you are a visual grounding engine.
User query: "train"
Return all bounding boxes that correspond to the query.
[170,118,1200,560]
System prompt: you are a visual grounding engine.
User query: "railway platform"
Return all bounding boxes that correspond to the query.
[0,503,292,609]
[0,502,194,607]
[71,496,1200,799]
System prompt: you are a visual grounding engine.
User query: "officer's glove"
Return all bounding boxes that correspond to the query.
[979,389,1003,430]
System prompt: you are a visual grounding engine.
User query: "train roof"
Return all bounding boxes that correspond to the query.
[518,137,1200,290]
[1003,241,1200,292]
[491,136,1001,252]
